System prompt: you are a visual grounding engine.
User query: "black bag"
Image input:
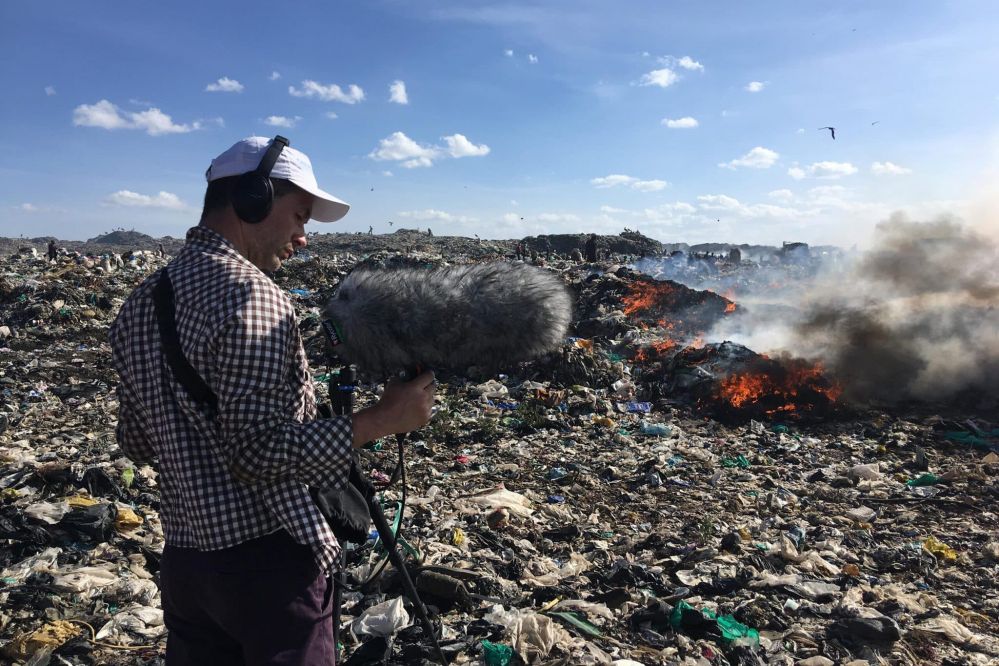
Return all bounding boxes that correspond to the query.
[153,269,373,545]
[310,457,374,545]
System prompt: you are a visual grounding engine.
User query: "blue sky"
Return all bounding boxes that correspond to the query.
[2,0,997,245]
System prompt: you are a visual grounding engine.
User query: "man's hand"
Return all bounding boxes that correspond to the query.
[351,370,436,448]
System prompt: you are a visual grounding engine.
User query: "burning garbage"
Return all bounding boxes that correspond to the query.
[0,229,997,665]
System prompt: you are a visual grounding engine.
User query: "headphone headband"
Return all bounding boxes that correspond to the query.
[257,135,289,177]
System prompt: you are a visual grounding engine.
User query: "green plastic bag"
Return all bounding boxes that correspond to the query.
[482,640,513,666]
[670,600,760,645]
[906,473,941,487]
[722,454,751,468]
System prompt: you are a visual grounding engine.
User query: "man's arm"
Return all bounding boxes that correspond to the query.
[212,282,434,489]
[115,388,156,464]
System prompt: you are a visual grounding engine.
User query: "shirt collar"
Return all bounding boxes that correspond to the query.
[183,225,259,271]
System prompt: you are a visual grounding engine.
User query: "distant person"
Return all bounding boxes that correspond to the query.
[47,239,57,262]
[584,233,597,263]
[157,242,165,258]
[368,225,373,235]
[544,238,553,261]
[427,228,433,237]
[110,136,434,663]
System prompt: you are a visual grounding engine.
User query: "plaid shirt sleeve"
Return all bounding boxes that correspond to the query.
[115,386,157,464]
[212,280,352,489]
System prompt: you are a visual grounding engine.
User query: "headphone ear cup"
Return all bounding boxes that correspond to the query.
[231,173,274,224]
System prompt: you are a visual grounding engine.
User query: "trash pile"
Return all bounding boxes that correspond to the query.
[1,232,998,665]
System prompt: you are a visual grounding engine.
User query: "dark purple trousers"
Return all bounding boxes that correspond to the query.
[160,530,335,665]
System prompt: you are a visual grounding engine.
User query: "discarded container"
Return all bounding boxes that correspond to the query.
[639,420,672,436]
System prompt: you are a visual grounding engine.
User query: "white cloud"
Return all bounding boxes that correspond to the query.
[269,71,281,81]
[662,116,698,128]
[795,128,806,134]
[369,131,489,168]
[264,115,301,128]
[528,54,538,64]
[788,161,858,180]
[600,205,629,214]
[288,80,365,104]
[677,56,704,71]
[19,203,38,212]
[871,161,912,175]
[205,77,244,93]
[443,133,490,157]
[389,80,408,105]
[768,188,794,201]
[382,170,393,177]
[105,190,187,209]
[503,212,520,223]
[639,67,679,88]
[632,179,668,192]
[73,99,201,135]
[369,131,442,168]
[745,81,766,92]
[130,108,201,135]
[697,194,802,218]
[590,174,668,191]
[719,146,779,169]
[399,209,476,223]
[72,100,132,131]
[324,111,339,120]
[591,174,636,188]
[504,49,514,57]
[45,86,56,96]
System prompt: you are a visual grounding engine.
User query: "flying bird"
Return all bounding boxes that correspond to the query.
[871,121,880,126]
[818,126,836,140]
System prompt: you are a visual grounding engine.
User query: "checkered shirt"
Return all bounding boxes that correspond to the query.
[110,226,351,573]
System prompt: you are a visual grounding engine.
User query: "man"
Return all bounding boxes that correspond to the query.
[47,239,57,262]
[110,136,435,664]
[584,233,597,263]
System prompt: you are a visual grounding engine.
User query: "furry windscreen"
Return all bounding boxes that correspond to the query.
[324,262,573,376]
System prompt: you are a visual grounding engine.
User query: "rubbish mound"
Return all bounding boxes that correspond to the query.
[1,233,997,665]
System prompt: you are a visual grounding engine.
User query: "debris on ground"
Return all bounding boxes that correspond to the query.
[1,231,997,664]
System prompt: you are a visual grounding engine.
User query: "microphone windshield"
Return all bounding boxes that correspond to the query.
[324,262,572,376]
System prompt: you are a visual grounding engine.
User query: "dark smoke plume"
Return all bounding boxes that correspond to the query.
[794,213,999,404]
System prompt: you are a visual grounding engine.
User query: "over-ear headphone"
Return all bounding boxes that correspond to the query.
[231,135,290,224]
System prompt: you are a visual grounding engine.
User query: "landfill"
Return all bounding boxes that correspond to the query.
[1,229,998,665]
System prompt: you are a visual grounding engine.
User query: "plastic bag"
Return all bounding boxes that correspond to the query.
[351,596,412,638]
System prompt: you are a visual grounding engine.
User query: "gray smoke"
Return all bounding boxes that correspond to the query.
[791,213,999,403]
[325,261,573,377]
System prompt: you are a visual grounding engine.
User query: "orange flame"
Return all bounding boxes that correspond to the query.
[621,281,678,316]
[718,362,842,415]
[724,301,736,313]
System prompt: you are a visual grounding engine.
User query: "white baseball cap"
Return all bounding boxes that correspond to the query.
[205,136,350,222]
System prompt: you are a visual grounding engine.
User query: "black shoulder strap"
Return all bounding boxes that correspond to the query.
[152,270,219,410]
